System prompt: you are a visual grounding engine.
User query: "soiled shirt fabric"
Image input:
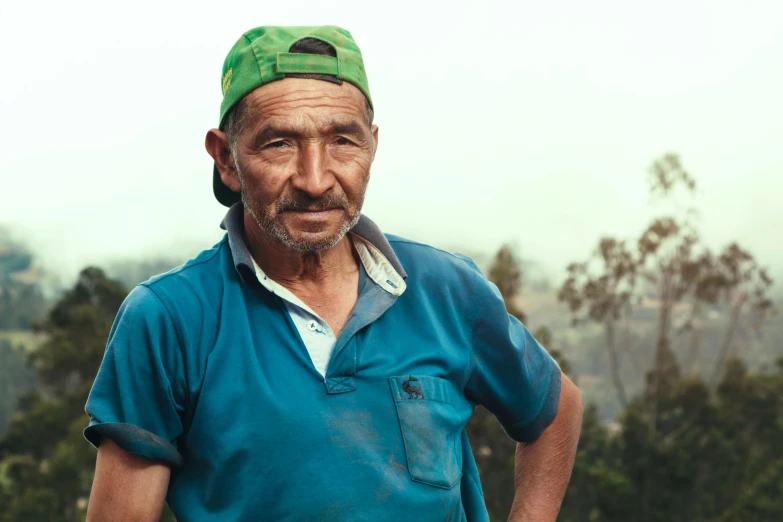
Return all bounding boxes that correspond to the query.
[84,203,562,522]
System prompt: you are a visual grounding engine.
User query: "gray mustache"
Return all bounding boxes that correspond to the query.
[277,191,348,212]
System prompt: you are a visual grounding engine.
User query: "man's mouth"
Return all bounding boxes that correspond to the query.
[283,207,342,219]
[286,206,340,213]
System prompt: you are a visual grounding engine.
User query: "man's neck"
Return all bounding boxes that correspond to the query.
[242,212,360,292]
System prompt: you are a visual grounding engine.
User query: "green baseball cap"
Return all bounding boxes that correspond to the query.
[212,25,373,207]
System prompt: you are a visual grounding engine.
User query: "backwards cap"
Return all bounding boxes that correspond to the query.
[214,26,372,206]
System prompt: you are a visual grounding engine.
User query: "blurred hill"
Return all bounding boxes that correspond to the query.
[516,288,782,421]
[0,228,45,435]
[0,229,47,331]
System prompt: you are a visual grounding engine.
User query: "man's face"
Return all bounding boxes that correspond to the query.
[228,78,377,253]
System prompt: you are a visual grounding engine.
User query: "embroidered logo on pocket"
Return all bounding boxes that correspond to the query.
[402,376,424,399]
[388,375,463,489]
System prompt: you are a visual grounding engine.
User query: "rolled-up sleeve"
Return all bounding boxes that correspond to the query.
[464,264,561,443]
[84,284,185,468]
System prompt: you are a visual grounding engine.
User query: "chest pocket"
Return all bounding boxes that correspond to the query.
[389,375,463,489]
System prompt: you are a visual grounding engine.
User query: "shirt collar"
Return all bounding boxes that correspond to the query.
[220,203,407,295]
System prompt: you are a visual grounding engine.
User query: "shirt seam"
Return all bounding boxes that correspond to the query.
[463,264,480,399]
[386,236,465,259]
[386,236,482,277]
[137,283,189,407]
[144,237,227,287]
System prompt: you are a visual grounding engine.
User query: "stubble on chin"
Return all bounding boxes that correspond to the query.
[240,189,362,253]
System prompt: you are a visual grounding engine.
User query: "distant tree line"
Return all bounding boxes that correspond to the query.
[475,243,783,521]
[468,155,780,521]
[0,155,780,521]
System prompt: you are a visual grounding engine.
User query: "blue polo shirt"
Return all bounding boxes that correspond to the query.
[84,204,561,521]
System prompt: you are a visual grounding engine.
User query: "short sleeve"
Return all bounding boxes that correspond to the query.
[84,284,185,467]
[464,264,562,443]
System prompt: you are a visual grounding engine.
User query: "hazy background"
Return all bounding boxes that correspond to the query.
[2,2,783,520]
[1,0,781,284]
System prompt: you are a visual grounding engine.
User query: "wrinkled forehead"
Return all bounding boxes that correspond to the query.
[242,77,369,125]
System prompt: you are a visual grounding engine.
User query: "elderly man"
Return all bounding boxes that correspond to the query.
[84,25,582,522]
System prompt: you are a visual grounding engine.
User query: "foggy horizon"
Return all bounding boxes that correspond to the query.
[2,1,781,290]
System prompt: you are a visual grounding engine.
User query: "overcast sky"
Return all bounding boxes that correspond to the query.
[1,0,781,286]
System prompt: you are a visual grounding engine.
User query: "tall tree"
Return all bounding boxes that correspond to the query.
[556,154,777,522]
[558,154,773,417]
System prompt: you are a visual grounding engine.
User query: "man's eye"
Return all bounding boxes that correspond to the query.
[335,137,352,146]
[266,140,287,149]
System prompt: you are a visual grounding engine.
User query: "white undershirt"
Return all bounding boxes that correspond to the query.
[249,234,405,377]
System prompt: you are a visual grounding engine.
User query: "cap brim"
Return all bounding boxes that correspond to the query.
[213,164,242,207]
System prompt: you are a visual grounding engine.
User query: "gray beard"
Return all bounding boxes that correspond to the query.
[237,166,364,253]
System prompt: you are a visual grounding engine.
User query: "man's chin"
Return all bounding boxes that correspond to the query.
[280,209,346,230]
[282,232,346,253]
[259,209,359,252]
[276,223,350,253]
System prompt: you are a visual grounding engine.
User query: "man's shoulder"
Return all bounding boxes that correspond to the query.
[137,236,232,303]
[383,233,487,325]
[384,233,483,277]
[383,233,485,299]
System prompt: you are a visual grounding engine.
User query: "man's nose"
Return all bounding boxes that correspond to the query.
[291,143,335,198]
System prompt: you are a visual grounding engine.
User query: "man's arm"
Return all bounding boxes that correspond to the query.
[508,372,583,522]
[86,439,171,522]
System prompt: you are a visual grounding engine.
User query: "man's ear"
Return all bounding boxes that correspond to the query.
[371,124,379,160]
[205,129,241,192]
